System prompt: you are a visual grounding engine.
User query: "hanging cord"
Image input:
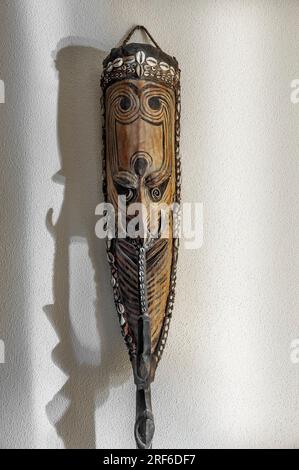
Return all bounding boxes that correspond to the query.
[122,25,161,50]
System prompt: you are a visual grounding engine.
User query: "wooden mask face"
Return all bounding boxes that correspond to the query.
[105,79,176,235]
[101,27,181,449]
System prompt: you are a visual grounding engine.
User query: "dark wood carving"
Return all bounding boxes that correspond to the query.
[101,26,181,448]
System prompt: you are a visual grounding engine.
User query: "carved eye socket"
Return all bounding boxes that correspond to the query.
[124,188,134,202]
[150,187,162,201]
[147,175,170,202]
[120,96,131,111]
[115,183,134,202]
[148,96,161,110]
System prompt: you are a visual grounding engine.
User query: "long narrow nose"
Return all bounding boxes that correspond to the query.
[132,151,152,205]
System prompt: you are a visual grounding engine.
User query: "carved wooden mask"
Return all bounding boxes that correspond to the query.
[101,26,181,449]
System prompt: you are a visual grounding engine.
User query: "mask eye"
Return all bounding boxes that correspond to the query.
[150,187,162,201]
[120,96,131,111]
[148,96,161,110]
[115,183,135,202]
[147,176,170,202]
[124,188,134,202]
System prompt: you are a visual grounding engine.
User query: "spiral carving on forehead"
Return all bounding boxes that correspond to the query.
[140,85,175,176]
[106,84,139,183]
[107,83,140,124]
[140,85,174,124]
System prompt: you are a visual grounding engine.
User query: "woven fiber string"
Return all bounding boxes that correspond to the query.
[122,25,161,50]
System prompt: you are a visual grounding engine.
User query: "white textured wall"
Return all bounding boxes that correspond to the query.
[1,0,299,449]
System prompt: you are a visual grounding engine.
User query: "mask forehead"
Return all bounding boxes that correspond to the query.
[106,80,175,170]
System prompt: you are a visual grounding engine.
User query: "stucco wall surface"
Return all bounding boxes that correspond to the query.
[0,0,299,449]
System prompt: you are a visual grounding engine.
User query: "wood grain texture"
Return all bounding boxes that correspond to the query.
[104,79,176,370]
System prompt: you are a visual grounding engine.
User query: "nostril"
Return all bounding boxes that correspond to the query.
[131,152,152,177]
[134,157,148,177]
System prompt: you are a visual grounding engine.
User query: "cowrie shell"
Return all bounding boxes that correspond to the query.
[124,55,135,64]
[159,62,169,71]
[136,64,142,77]
[136,50,145,64]
[146,56,157,67]
[113,57,123,68]
[117,303,125,314]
